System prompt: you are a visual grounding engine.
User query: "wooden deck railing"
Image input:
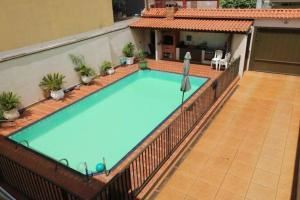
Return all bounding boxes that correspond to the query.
[0,57,240,200]
[0,154,82,200]
[291,122,300,200]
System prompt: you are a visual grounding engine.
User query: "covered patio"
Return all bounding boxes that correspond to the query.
[130,9,252,76]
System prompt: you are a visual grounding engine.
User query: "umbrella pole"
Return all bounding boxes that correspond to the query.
[181,91,185,112]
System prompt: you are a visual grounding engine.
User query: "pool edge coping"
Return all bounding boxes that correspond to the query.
[4,67,211,179]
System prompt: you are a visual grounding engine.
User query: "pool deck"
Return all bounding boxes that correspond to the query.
[0,59,222,196]
[0,60,220,137]
[151,71,300,200]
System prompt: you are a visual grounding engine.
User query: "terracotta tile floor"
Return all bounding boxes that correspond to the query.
[153,71,300,200]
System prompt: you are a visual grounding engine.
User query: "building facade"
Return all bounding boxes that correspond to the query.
[146,0,219,8]
[0,0,114,51]
[257,0,300,8]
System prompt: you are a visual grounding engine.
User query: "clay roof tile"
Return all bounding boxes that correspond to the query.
[130,18,253,33]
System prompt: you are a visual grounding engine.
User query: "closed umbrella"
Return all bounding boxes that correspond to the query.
[180,52,191,111]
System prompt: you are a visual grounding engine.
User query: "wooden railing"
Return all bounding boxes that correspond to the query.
[291,122,300,200]
[92,57,241,200]
[0,57,240,200]
[0,154,82,200]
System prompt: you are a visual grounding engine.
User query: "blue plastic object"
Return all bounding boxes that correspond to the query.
[96,163,105,173]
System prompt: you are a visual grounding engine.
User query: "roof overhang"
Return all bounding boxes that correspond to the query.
[130,18,253,33]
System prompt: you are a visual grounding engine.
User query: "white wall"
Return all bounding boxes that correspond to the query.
[231,34,248,77]
[254,19,300,28]
[180,31,230,49]
[131,29,151,53]
[246,27,255,71]
[0,19,144,107]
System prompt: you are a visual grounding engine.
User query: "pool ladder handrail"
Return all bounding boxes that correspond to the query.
[102,157,109,176]
[15,140,29,149]
[84,158,109,181]
[55,158,69,171]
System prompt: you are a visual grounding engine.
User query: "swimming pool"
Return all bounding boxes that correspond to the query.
[9,70,208,174]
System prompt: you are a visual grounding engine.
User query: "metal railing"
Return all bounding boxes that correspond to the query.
[0,186,16,200]
[0,57,240,200]
[93,57,240,200]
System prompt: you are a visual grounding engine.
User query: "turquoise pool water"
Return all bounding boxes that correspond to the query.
[9,70,207,174]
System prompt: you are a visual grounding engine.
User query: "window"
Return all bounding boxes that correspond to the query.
[271,2,300,8]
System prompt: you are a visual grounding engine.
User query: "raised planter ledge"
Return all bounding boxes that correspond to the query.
[0,18,139,63]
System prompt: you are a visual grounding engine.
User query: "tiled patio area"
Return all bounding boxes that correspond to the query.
[153,71,300,200]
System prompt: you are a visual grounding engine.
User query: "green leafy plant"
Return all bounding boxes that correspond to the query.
[113,0,125,8]
[100,61,113,76]
[69,54,85,68]
[220,0,256,8]
[70,54,96,77]
[74,65,96,77]
[39,73,65,91]
[0,108,3,120]
[135,49,148,69]
[135,49,146,62]
[0,92,21,111]
[122,42,135,57]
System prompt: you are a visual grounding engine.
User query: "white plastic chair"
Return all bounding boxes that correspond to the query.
[211,50,223,70]
[218,52,231,70]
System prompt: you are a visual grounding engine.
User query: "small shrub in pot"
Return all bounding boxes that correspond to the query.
[70,54,96,84]
[0,91,21,120]
[135,49,148,70]
[0,108,4,121]
[122,42,135,65]
[39,73,66,101]
[100,61,114,76]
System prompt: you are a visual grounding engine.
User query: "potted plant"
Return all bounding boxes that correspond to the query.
[69,54,96,84]
[0,91,21,120]
[39,73,66,100]
[135,49,148,70]
[122,42,135,65]
[100,61,115,76]
[0,108,4,122]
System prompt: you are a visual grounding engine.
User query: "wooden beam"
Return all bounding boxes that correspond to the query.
[182,0,187,8]
[145,0,149,10]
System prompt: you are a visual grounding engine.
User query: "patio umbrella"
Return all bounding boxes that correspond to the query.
[180,52,192,111]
